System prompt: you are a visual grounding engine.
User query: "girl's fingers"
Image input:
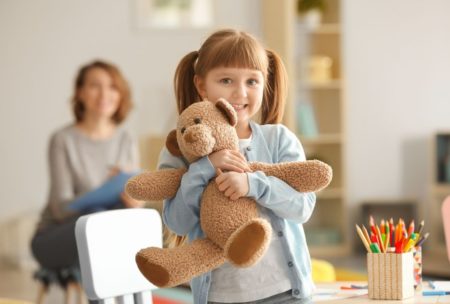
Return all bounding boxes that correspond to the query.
[215,173,225,184]
[230,192,241,201]
[224,187,235,197]
[216,175,230,190]
[225,157,249,172]
[217,180,231,192]
[231,150,247,161]
[230,151,248,164]
[222,163,244,173]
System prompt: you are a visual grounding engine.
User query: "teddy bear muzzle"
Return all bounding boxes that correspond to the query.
[181,124,216,157]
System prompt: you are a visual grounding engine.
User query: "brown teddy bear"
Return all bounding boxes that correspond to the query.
[126,99,332,288]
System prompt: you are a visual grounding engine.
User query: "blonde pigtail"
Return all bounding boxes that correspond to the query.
[262,49,288,124]
[174,51,202,114]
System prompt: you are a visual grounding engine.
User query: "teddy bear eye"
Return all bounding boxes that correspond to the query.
[194,118,201,124]
[181,127,186,134]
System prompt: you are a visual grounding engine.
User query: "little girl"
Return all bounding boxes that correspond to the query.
[159,29,316,304]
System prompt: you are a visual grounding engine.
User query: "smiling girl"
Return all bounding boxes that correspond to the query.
[159,29,316,304]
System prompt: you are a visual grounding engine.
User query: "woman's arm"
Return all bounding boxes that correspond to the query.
[246,126,316,223]
[159,148,216,236]
[47,132,78,221]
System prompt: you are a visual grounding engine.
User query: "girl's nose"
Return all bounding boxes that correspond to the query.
[233,83,247,98]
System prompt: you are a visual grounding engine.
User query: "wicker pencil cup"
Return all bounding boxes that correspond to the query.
[367,252,414,300]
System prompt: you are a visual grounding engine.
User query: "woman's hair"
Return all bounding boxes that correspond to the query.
[71,60,132,124]
[174,29,288,124]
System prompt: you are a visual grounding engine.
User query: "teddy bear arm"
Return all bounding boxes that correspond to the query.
[125,168,187,201]
[249,160,332,193]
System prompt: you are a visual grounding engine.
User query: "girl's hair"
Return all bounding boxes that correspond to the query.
[174,29,288,124]
[71,60,132,124]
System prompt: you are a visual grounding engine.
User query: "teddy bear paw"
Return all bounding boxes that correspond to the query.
[224,218,272,267]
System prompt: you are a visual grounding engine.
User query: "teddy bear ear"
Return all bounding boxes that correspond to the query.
[166,130,182,157]
[215,98,237,127]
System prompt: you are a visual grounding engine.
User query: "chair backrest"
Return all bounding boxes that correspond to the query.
[75,209,162,303]
[443,196,450,263]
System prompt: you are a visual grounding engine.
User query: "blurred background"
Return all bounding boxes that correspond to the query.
[1,0,450,302]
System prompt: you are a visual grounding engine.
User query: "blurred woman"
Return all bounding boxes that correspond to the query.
[31,60,142,285]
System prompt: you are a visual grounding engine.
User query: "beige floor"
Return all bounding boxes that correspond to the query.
[0,265,68,303]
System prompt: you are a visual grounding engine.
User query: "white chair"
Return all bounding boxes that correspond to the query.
[75,209,162,304]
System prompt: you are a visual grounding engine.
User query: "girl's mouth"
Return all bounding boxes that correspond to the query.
[231,104,247,111]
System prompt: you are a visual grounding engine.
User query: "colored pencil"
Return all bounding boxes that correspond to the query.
[356,224,371,253]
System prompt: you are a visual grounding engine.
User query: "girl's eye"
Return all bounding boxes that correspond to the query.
[220,78,232,85]
[247,79,258,86]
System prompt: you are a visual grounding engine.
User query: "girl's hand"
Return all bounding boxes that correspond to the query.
[121,192,145,208]
[215,171,249,201]
[208,149,250,173]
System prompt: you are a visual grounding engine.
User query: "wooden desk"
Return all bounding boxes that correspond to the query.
[314,282,450,303]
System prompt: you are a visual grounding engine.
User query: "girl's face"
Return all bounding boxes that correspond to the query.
[195,67,264,125]
[77,68,121,121]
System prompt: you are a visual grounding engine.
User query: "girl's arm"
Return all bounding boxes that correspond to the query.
[159,147,216,236]
[246,126,316,223]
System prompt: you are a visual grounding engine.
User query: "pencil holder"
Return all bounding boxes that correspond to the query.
[367,252,414,300]
[412,246,422,290]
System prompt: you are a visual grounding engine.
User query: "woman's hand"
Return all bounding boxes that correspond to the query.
[108,166,121,178]
[208,149,250,173]
[215,171,249,201]
[121,192,145,208]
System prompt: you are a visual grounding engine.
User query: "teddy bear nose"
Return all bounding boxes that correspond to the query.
[182,125,215,157]
[184,132,195,143]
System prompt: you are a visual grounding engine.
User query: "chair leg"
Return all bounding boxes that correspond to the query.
[65,282,73,304]
[74,282,88,304]
[65,282,87,304]
[36,283,48,304]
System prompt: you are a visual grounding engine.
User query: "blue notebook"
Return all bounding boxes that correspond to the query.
[68,172,137,212]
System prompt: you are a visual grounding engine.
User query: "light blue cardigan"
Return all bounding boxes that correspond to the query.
[158,121,316,304]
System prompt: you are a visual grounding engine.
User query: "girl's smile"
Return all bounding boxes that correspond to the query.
[229,103,248,111]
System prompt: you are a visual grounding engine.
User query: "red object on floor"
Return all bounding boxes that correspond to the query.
[152,295,184,304]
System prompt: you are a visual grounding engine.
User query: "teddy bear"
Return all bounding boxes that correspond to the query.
[125,99,332,288]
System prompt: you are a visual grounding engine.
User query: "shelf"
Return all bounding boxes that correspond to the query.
[431,183,450,196]
[309,244,349,258]
[308,23,341,35]
[299,79,342,90]
[317,187,343,199]
[262,0,347,258]
[423,250,450,277]
[299,133,343,145]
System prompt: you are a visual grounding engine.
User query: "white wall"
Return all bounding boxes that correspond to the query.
[343,0,450,217]
[3,0,450,231]
[0,0,261,220]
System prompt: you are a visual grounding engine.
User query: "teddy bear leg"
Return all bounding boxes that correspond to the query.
[135,238,226,288]
[224,218,272,267]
